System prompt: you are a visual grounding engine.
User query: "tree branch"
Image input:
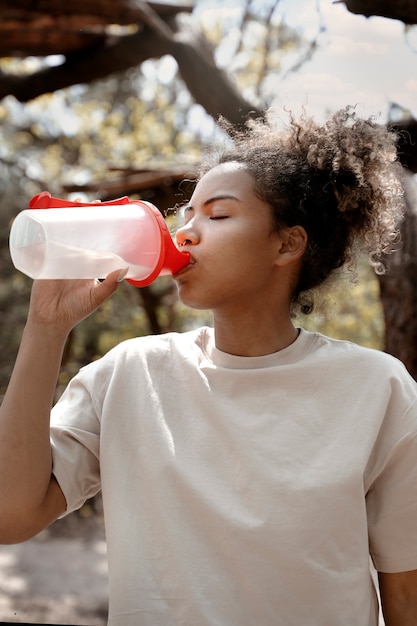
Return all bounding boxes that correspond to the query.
[0,14,262,128]
[338,0,417,25]
[0,28,169,102]
[171,15,263,127]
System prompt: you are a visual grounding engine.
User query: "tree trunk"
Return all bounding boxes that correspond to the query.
[378,171,417,379]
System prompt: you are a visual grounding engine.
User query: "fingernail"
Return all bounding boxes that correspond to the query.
[116,268,129,282]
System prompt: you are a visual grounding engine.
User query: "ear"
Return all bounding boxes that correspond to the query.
[274,225,308,266]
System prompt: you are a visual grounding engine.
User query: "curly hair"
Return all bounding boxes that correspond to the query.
[199,106,405,313]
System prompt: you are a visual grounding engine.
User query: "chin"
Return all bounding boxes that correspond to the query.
[176,280,223,310]
[176,290,211,311]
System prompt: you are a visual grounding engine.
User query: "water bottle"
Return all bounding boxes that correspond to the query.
[9,192,190,287]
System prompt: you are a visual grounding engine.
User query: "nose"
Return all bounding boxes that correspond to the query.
[175,222,200,248]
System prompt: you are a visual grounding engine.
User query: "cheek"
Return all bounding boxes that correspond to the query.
[219,228,277,266]
[211,224,262,254]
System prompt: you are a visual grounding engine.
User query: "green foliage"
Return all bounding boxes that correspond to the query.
[0,70,204,197]
[295,256,384,350]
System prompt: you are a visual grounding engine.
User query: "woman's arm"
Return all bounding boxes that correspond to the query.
[0,272,123,543]
[379,570,417,626]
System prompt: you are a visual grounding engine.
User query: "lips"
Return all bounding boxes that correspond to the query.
[173,255,195,277]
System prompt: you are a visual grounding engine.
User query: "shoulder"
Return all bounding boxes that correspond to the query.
[302,329,416,396]
[81,326,212,372]
[113,326,209,356]
[306,330,410,370]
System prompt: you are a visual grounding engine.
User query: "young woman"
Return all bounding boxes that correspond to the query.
[0,107,416,626]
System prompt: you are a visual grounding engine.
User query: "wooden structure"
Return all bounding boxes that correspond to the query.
[0,1,193,57]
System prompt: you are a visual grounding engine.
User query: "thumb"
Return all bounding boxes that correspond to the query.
[91,267,129,304]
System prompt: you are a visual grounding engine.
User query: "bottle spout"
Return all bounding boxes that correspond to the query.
[126,201,190,288]
[161,231,191,275]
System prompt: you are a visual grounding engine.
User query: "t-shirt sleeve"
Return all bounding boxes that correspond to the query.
[367,389,417,574]
[50,371,102,515]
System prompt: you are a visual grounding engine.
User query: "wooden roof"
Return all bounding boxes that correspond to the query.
[0,1,193,57]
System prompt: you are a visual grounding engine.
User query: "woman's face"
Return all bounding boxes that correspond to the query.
[173,162,293,313]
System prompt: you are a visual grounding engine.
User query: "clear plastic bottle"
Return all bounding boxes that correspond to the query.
[9,195,190,287]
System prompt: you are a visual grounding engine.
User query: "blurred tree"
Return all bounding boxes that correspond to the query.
[378,172,417,377]
[339,0,417,378]
[0,1,307,397]
[295,256,385,351]
[0,0,416,387]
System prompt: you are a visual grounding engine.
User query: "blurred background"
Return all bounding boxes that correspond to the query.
[0,0,416,623]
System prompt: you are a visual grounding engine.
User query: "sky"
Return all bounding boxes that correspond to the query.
[279,0,417,122]
[194,0,417,124]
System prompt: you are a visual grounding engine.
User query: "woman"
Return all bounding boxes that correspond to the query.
[0,107,416,625]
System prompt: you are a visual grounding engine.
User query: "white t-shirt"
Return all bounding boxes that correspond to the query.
[50,327,417,626]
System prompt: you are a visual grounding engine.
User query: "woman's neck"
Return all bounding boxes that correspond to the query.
[212,312,299,357]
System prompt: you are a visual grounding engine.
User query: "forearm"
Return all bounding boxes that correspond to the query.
[0,274,120,542]
[0,320,68,540]
[379,570,417,626]
[383,609,417,626]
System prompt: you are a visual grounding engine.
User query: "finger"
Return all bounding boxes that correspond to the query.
[108,267,129,284]
[90,267,129,303]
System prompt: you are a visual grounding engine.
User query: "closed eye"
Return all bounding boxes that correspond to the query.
[209,215,229,220]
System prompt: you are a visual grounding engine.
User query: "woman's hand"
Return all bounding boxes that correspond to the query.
[27,268,128,334]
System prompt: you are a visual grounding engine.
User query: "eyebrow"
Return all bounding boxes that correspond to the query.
[203,194,241,206]
[182,194,241,213]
